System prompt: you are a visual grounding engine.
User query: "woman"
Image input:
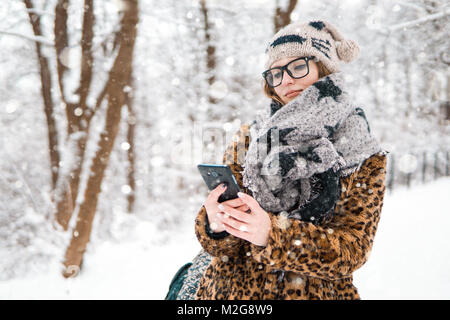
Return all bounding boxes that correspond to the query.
[194,20,387,300]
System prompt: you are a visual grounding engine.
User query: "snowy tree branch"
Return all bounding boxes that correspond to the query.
[388,8,450,32]
[396,0,428,13]
[25,8,55,17]
[0,30,54,46]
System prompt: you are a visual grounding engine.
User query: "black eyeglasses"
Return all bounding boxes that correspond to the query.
[262,56,315,88]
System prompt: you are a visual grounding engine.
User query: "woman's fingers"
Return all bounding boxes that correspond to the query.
[235,204,250,212]
[237,192,261,212]
[204,184,226,210]
[223,222,250,241]
[213,192,272,247]
[209,183,227,202]
[219,213,250,233]
[221,197,245,208]
[204,184,228,232]
[218,203,252,223]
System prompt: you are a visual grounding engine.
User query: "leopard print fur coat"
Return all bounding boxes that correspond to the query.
[195,123,387,300]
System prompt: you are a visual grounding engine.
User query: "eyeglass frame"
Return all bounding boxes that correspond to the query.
[262,56,316,88]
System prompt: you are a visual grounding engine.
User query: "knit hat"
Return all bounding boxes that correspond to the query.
[264,20,360,73]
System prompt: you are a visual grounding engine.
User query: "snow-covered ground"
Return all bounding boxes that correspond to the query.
[1,177,449,300]
[354,176,450,299]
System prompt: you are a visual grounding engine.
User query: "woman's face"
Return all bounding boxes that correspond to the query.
[271,56,320,104]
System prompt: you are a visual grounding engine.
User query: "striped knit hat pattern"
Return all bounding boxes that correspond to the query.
[265,20,360,73]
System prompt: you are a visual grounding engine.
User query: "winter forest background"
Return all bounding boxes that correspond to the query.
[0,0,449,299]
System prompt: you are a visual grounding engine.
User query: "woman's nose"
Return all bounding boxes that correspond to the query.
[281,70,294,86]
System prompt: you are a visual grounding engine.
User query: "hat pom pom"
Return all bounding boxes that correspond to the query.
[337,39,360,63]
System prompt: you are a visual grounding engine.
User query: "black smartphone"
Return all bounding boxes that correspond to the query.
[197,164,241,203]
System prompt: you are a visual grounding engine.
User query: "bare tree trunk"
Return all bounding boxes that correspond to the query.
[23,0,60,190]
[77,0,94,109]
[274,0,298,33]
[404,56,413,118]
[52,0,99,230]
[54,0,69,102]
[199,0,217,105]
[63,0,139,277]
[125,75,136,213]
[53,0,76,230]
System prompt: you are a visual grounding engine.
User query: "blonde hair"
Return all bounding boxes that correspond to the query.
[262,60,332,105]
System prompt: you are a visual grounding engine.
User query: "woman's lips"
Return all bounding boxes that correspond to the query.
[285,90,302,98]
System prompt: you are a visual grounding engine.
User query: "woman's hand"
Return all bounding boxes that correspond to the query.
[218,192,272,247]
[204,184,250,233]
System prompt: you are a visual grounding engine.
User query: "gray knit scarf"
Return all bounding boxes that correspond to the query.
[242,72,381,221]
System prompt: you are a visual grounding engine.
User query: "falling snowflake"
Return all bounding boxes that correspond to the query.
[223,122,233,132]
[339,136,348,145]
[295,156,307,169]
[209,81,228,100]
[292,276,304,286]
[210,222,218,231]
[6,101,18,114]
[121,185,132,195]
[58,47,73,68]
[121,142,130,151]
[214,18,225,29]
[399,154,418,174]
[225,56,235,66]
[115,0,131,12]
[276,211,291,229]
[74,108,83,116]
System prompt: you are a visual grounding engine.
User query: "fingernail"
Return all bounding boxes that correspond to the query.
[237,192,244,198]
[221,183,227,189]
[218,204,224,210]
